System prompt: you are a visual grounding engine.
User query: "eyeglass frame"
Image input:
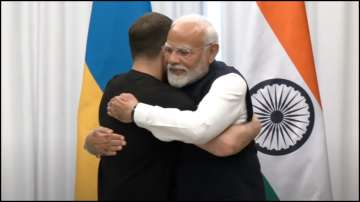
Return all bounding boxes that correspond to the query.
[161,42,214,59]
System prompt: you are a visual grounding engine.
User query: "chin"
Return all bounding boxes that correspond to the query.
[168,79,188,88]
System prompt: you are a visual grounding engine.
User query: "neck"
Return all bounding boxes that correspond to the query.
[132,56,164,81]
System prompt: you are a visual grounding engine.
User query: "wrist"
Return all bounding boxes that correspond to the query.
[131,103,138,122]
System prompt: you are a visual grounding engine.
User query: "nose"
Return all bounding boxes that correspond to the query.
[167,51,181,65]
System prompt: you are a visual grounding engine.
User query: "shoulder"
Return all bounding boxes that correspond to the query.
[210,60,248,89]
[105,74,128,90]
[211,60,242,76]
[100,73,132,103]
[211,73,247,95]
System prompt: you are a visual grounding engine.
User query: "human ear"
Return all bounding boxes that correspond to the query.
[208,43,219,63]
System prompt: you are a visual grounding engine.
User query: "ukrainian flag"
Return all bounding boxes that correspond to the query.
[75,2,151,200]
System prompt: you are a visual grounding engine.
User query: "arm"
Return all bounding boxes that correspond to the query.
[108,73,248,145]
[197,116,261,157]
[84,127,127,157]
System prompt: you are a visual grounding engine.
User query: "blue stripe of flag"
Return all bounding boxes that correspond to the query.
[85,1,151,91]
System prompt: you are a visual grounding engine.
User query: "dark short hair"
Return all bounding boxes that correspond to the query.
[129,12,172,59]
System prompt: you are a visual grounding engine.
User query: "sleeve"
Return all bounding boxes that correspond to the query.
[133,73,249,144]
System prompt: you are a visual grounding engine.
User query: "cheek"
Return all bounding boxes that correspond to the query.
[179,55,201,70]
[200,51,211,64]
[164,54,169,62]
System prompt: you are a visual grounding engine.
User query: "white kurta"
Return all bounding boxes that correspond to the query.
[133,73,249,144]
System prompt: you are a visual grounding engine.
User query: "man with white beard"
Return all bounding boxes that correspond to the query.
[107,14,265,200]
[84,13,262,200]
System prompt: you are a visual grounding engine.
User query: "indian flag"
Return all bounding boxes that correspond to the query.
[221,2,333,200]
[75,2,151,200]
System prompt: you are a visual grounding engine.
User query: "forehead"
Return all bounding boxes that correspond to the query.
[167,22,205,48]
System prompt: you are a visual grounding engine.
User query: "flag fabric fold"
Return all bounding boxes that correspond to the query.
[222,2,332,200]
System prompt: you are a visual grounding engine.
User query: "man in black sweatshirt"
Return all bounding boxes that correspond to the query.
[86,13,262,200]
[108,14,265,200]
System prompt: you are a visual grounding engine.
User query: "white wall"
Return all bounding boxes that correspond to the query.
[1,2,92,200]
[306,2,359,200]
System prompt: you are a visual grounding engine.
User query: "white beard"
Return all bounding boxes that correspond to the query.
[167,63,208,88]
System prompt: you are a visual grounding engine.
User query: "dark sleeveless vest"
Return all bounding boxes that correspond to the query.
[175,61,265,200]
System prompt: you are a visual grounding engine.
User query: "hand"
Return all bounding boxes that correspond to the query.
[107,93,138,123]
[84,126,127,157]
[197,115,262,157]
[250,115,261,137]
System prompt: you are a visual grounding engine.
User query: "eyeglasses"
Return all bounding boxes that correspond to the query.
[162,42,213,59]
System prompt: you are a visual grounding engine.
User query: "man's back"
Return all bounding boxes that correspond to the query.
[98,69,195,200]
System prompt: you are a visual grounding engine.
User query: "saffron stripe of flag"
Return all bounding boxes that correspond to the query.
[257,2,322,106]
[221,1,333,200]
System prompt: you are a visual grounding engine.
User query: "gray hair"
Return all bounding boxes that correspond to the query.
[172,14,218,45]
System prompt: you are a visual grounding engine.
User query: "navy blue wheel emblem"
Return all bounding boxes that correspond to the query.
[250,78,314,155]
